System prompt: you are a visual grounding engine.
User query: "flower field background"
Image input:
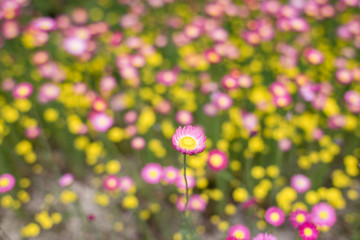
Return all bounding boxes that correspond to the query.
[0,0,360,239]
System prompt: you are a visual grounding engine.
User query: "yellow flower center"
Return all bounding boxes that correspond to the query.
[319,211,328,220]
[296,214,305,223]
[0,178,9,187]
[270,212,280,222]
[179,136,197,150]
[18,87,29,96]
[210,154,223,167]
[149,170,158,178]
[234,230,245,239]
[304,227,312,237]
[107,179,117,188]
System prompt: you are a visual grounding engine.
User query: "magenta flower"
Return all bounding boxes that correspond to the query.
[38,83,60,103]
[58,173,74,187]
[171,125,206,155]
[0,174,16,193]
[188,194,207,212]
[289,209,310,229]
[162,166,179,184]
[156,69,178,86]
[291,174,311,193]
[207,149,229,171]
[253,232,277,240]
[103,175,120,191]
[118,176,134,192]
[130,136,146,150]
[298,222,319,240]
[89,112,114,132]
[212,92,233,110]
[141,163,163,184]
[304,48,324,65]
[175,110,194,125]
[13,82,33,99]
[63,37,87,56]
[265,207,285,227]
[311,202,336,228]
[227,224,251,240]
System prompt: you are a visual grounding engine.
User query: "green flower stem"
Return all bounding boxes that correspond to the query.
[183,154,189,212]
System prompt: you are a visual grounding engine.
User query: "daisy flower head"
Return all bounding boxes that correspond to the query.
[253,232,277,240]
[265,207,285,227]
[163,166,179,184]
[89,112,114,132]
[103,175,120,191]
[118,176,134,192]
[172,125,206,155]
[0,173,16,193]
[311,202,336,228]
[289,209,310,229]
[291,174,311,193]
[304,48,324,65]
[141,163,163,184]
[207,149,229,171]
[175,110,194,125]
[58,173,74,187]
[130,136,146,150]
[13,82,33,99]
[299,222,319,240]
[63,37,87,56]
[188,194,207,212]
[213,92,233,110]
[227,224,251,240]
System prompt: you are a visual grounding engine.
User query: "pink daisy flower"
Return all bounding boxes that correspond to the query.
[253,232,277,240]
[188,194,207,212]
[227,224,251,240]
[203,103,218,117]
[175,110,194,125]
[141,163,163,184]
[13,82,33,99]
[38,83,60,103]
[124,111,138,124]
[63,37,87,56]
[304,48,324,65]
[278,138,292,152]
[311,203,336,228]
[91,97,107,112]
[156,70,178,86]
[298,222,319,240]
[89,112,114,132]
[162,166,179,184]
[130,136,146,150]
[31,17,57,31]
[291,174,311,193]
[58,173,74,187]
[103,175,120,191]
[25,126,41,139]
[237,74,253,88]
[207,149,229,171]
[99,76,117,93]
[336,69,353,85]
[289,209,310,229]
[204,49,222,64]
[265,207,285,227]
[171,125,206,155]
[118,176,134,192]
[213,92,233,110]
[0,174,16,193]
[221,75,239,90]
